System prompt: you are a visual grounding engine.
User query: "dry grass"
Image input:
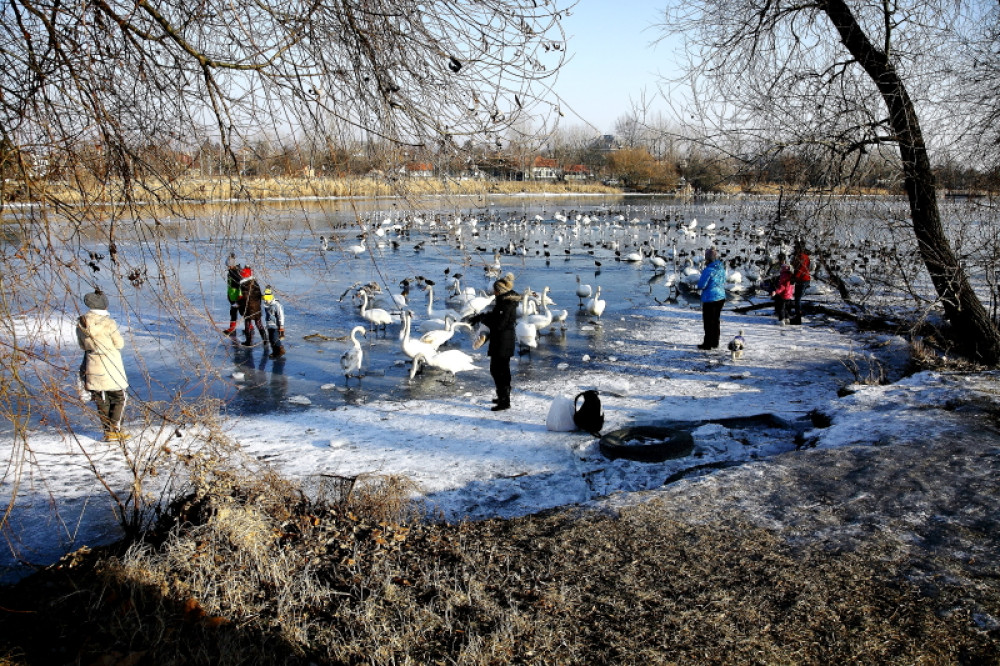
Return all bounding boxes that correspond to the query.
[840,348,889,386]
[27,176,620,205]
[1,444,998,665]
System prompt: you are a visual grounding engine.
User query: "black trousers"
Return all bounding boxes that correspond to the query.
[701,299,724,347]
[244,316,266,344]
[793,280,809,318]
[94,389,127,433]
[774,297,789,321]
[489,354,512,403]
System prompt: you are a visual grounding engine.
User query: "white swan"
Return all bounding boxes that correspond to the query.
[419,316,473,351]
[459,291,495,319]
[725,269,749,294]
[400,310,438,359]
[376,280,409,310]
[514,288,538,354]
[483,251,502,279]
[681,259,702,288]
[417,284,464,333]
[359,290,393,333]
[575,275,593,307]
[550,307,569,331]
[517,288,538,317]
[648,252,668,271]
[340,326,366,381]
[410,350,480,380]
[586,286,606,318]
[515,318,538,353]
[524,286,554,332]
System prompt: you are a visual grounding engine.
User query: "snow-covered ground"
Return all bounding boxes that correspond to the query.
[3,300,998,585]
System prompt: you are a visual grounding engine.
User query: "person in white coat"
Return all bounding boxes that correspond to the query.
[76,289,130,441]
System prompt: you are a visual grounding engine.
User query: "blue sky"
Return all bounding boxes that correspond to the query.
[549,1,677,134]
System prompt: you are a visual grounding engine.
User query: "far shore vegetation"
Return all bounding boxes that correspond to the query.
[5,173,941,209]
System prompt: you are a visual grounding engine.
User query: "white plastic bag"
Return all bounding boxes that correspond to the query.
[76,357,91,402]
[76,374,92,402]
[546,395,578,432]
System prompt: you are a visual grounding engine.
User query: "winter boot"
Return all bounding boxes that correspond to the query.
[223,321,237,335]
[243,330,255,347]
[491,386,511,411]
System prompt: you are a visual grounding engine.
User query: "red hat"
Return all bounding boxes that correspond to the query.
[240,267,252,279]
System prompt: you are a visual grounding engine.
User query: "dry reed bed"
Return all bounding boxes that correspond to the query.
[16,177,620,206]
[1,434,999,665]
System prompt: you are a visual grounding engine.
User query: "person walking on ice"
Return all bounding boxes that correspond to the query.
[238,266,266,347]
[76,288,130,441]
[222,252,242,335]
[262,285,286,359]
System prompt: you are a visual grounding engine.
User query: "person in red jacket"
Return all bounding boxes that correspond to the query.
[770,256,795,325]
[792,243,811,324]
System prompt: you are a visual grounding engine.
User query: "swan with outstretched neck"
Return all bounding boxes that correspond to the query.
[359,290,393,334]
[340,326,366,382]
[409,350,480,380]
[400,310,437,359]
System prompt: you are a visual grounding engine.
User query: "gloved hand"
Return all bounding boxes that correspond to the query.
[279,328,285,340]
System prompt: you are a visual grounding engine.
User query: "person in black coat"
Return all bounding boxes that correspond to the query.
[467,272,520,411]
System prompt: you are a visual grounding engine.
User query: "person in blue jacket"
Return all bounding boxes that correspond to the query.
[696,247,727,350]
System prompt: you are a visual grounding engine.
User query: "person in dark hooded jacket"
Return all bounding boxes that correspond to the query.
[238,267,267,347]
[466,272,519,411]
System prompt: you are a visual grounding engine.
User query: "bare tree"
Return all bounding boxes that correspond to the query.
[0,1,569,540]
[548,123,600,168]
[661,0,1000,364]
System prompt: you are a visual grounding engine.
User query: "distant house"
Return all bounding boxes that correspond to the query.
[563,164,591,181]
[476,155,523,181]
[404,162,435,178]
[590,135,620,154]
[530,156,559,180]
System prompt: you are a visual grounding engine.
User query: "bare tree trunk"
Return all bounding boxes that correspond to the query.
[823,0,1000,365]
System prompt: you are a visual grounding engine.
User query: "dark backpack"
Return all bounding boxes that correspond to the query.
[573,390,604,436]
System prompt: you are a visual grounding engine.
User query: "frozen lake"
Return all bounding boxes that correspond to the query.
[32,193,775,424]
[7,190,980,429]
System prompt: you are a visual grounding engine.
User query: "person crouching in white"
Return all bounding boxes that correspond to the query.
[76,289,130,441]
